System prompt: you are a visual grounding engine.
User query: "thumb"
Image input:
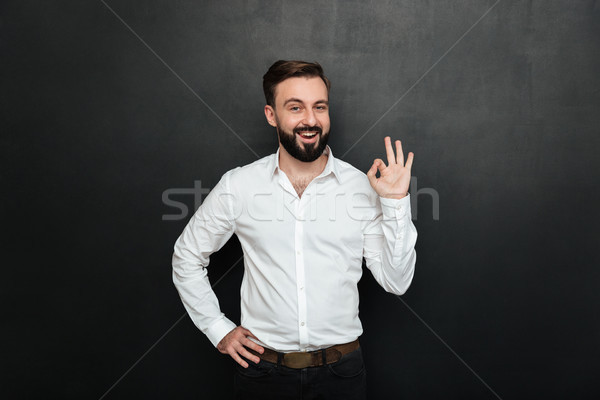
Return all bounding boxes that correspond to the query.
[242,327,259,340]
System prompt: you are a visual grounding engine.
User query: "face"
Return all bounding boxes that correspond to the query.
[264,76,330,162]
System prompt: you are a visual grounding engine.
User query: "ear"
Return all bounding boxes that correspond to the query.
[264,105,277,127]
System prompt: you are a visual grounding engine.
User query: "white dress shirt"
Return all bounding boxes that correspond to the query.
[172,145,417,352]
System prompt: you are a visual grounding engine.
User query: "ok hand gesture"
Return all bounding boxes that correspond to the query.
[367,136,414,199]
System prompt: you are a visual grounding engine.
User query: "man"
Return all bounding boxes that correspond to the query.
[172,60,417,399]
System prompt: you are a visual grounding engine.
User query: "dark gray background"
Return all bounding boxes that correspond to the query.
[2,0,599,399]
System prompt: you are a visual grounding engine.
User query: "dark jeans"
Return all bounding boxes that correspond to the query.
[233,347,367,400]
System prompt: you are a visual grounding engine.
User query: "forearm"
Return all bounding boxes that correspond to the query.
[171,170,238,346]
[364,195,418,295]
[172,266,237,347]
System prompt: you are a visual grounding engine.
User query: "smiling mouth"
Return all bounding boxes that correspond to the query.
[298,132,318,138]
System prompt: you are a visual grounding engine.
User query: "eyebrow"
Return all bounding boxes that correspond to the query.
[282,98,329,107]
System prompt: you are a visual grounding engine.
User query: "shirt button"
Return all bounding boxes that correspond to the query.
[396,204,402,210]
[300,322,305,326]
[296,250,301,255]
[300,287,304,291]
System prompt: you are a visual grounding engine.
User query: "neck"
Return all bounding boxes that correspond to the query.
[278,144,328,179]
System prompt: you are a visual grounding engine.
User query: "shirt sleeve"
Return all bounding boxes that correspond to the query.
[172,170,238,347]
[362,194,417,295]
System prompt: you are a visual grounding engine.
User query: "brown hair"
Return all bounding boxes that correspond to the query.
[262,60,331,107]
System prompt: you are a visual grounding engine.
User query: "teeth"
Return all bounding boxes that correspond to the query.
[300,132,317,137]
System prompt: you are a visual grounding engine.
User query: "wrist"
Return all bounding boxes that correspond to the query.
[381,192,408,200]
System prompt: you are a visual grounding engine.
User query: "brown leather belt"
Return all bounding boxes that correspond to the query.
[246,339,360,369]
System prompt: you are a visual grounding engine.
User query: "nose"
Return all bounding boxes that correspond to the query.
[302,108,317,127]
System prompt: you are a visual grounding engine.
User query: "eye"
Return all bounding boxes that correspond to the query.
[290,106,301,111]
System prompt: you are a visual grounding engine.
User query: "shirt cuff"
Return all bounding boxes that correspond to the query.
[205,317,238,348]
[380,194,411,220]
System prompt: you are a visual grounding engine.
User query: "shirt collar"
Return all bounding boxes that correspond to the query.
[269,145,342,184]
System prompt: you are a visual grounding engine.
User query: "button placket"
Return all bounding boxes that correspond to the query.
[295,199,309,347]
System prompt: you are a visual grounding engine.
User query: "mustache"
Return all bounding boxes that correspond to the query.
[293,126,323,134]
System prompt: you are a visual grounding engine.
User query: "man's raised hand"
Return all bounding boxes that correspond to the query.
[367,136,414,199]
[217,326,264,368]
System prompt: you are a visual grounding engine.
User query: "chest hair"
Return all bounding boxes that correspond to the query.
[290,176,312,198]
[288,155,328,198]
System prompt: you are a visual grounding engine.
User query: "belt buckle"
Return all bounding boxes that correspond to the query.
[284,351,313,369]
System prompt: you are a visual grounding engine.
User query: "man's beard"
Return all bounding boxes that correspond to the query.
[277,125,330,163]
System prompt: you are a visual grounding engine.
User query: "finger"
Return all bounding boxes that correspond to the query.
[243,337,264,354]
[375,158,386,175]
[366,160,378,184]
[396,140,404,166]
[240,328,264,354]
[384,136,396,165]
[405,152,414,170]
[229,349,249,368]
[236,343,261,364]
